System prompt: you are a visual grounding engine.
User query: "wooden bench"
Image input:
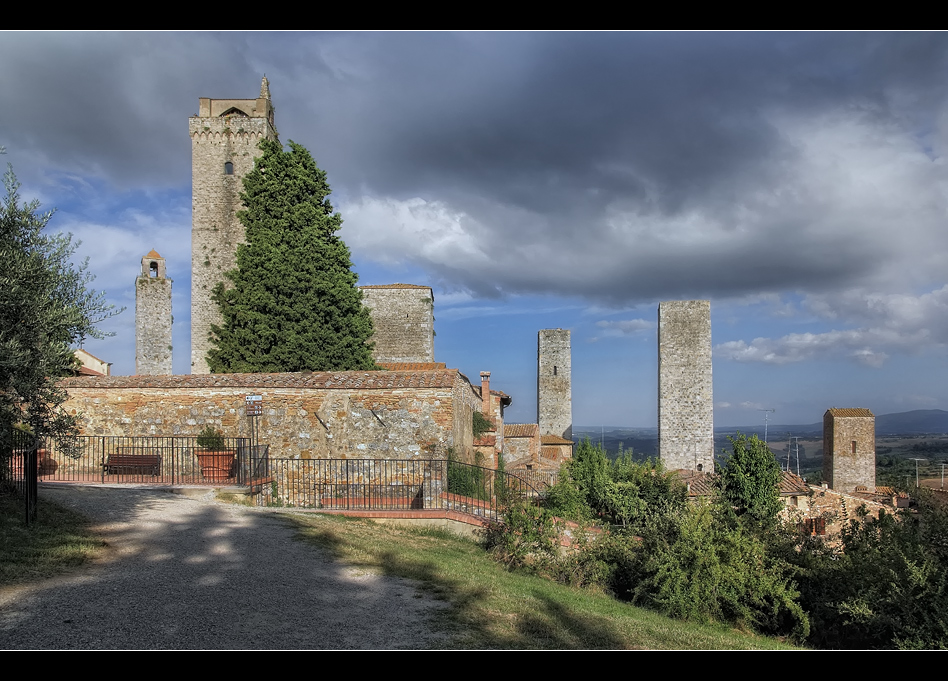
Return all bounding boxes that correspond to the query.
[103,450,162,476]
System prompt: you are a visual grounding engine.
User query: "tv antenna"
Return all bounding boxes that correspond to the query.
[758,409,775,444]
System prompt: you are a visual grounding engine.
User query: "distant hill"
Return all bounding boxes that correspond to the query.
[575,410,948,455]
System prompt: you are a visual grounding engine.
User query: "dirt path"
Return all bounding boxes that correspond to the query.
[0,486,450,650]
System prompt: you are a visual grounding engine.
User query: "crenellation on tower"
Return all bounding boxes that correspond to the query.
[190,77,279,374]
[538,329,572,441]
[136,250,173,375]
[658,301,714,472]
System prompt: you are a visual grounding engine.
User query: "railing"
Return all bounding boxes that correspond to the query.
[258,458,539,524]
[38,435,253,485]
[0,428,39,524]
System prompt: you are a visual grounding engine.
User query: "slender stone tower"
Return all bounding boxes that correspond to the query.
[537,329,572,441]
[658,301,714,472]
[190,77,278,374]
[136,250,173,375]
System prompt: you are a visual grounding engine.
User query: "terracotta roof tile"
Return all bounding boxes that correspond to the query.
[60,370,463,391]
[505,423,538,438]
[826,408,874,417]
[359,283,432,290]
[778,471,810,496]
[378,362,447,371]
[540,435,574,445]
[145,249,162,259]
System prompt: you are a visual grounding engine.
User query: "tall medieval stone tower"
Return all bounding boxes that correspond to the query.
[190,77,278,374]
[136,250,173,375]
[359,284,435,363]
[658,301,714,472]
[823,408,875,493]
[537,329,572,441]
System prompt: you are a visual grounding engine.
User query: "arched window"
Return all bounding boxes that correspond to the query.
[149,261,158,278]
[224,162,234,175]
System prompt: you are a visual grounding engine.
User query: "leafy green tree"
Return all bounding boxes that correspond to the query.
[0,165,120,441]
[208,140,376,373]
[716,433,783,527]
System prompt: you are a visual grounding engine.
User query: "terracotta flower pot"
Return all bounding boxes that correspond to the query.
[196,450,236,481]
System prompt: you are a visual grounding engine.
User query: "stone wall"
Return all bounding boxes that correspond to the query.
[190,80,278,374]
[360,284,435,363]
[658,301,714,472]
[135,252,172,375]
[61,370,480,462]
[537,329,572,440]
[823,408,876,493]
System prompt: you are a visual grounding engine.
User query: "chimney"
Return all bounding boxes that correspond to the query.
[480,371,491,420]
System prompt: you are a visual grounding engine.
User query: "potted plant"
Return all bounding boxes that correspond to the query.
[195,425,235,481]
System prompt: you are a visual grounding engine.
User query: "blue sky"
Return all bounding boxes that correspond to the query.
[3,32,948,427]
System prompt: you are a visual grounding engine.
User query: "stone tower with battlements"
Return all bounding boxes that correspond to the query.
[658,301,714,472]
[538,329,572,441]
[359,284,435,364]
[136,250,173,375]
[190,77,279,374]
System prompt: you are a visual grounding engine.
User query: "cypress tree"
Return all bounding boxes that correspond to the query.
[208,140,376,373]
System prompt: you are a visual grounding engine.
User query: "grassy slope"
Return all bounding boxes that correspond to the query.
[286,512,800,650]
[0,495,105,587]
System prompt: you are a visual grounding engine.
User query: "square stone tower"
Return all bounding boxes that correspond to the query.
[823,408,875,493]
[658,301,714,472]
[359,284,435,363]
[136,250,173,375]
[538,329,572,441]
[190,77,278,374]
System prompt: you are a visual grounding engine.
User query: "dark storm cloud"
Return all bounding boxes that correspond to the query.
[4,32,948,311]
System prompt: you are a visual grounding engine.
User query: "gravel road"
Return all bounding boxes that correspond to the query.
[0,485,451,650]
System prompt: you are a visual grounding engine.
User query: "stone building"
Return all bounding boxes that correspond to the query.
[822,408,875,493]
[359,284,435,364]
[658,300,714,473]
[135,250,173,375]
[537,329,572,441]
[61,369,481,462]
[190,77,278,374]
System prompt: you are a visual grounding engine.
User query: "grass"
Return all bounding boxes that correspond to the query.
[286,512,801,650]
[0,493,105,587]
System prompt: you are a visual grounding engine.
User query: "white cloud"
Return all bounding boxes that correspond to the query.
[595,318,655,336]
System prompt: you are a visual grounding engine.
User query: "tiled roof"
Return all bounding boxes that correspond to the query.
[679,469,811,497]
[505,423,538,438]
[76,366,106,376]
[378,362,446,371]
[60,370,463,391]
[826,408,874,417]
[145,249,162,259]
[778,471,810,496]
[540,435,574,445]
[359,283,432,290]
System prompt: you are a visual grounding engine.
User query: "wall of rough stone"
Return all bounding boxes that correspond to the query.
[61,370,479,462]
[190,84,278,374]
[135,254,173,375]
[537,329,572,440]
[823,409,876,493]
[658,301,714,472]
[359,285,435,364]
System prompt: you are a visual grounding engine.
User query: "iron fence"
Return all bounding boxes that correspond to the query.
[0,428,38,524]
[257,457,539,524]
[39,435,254,485]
